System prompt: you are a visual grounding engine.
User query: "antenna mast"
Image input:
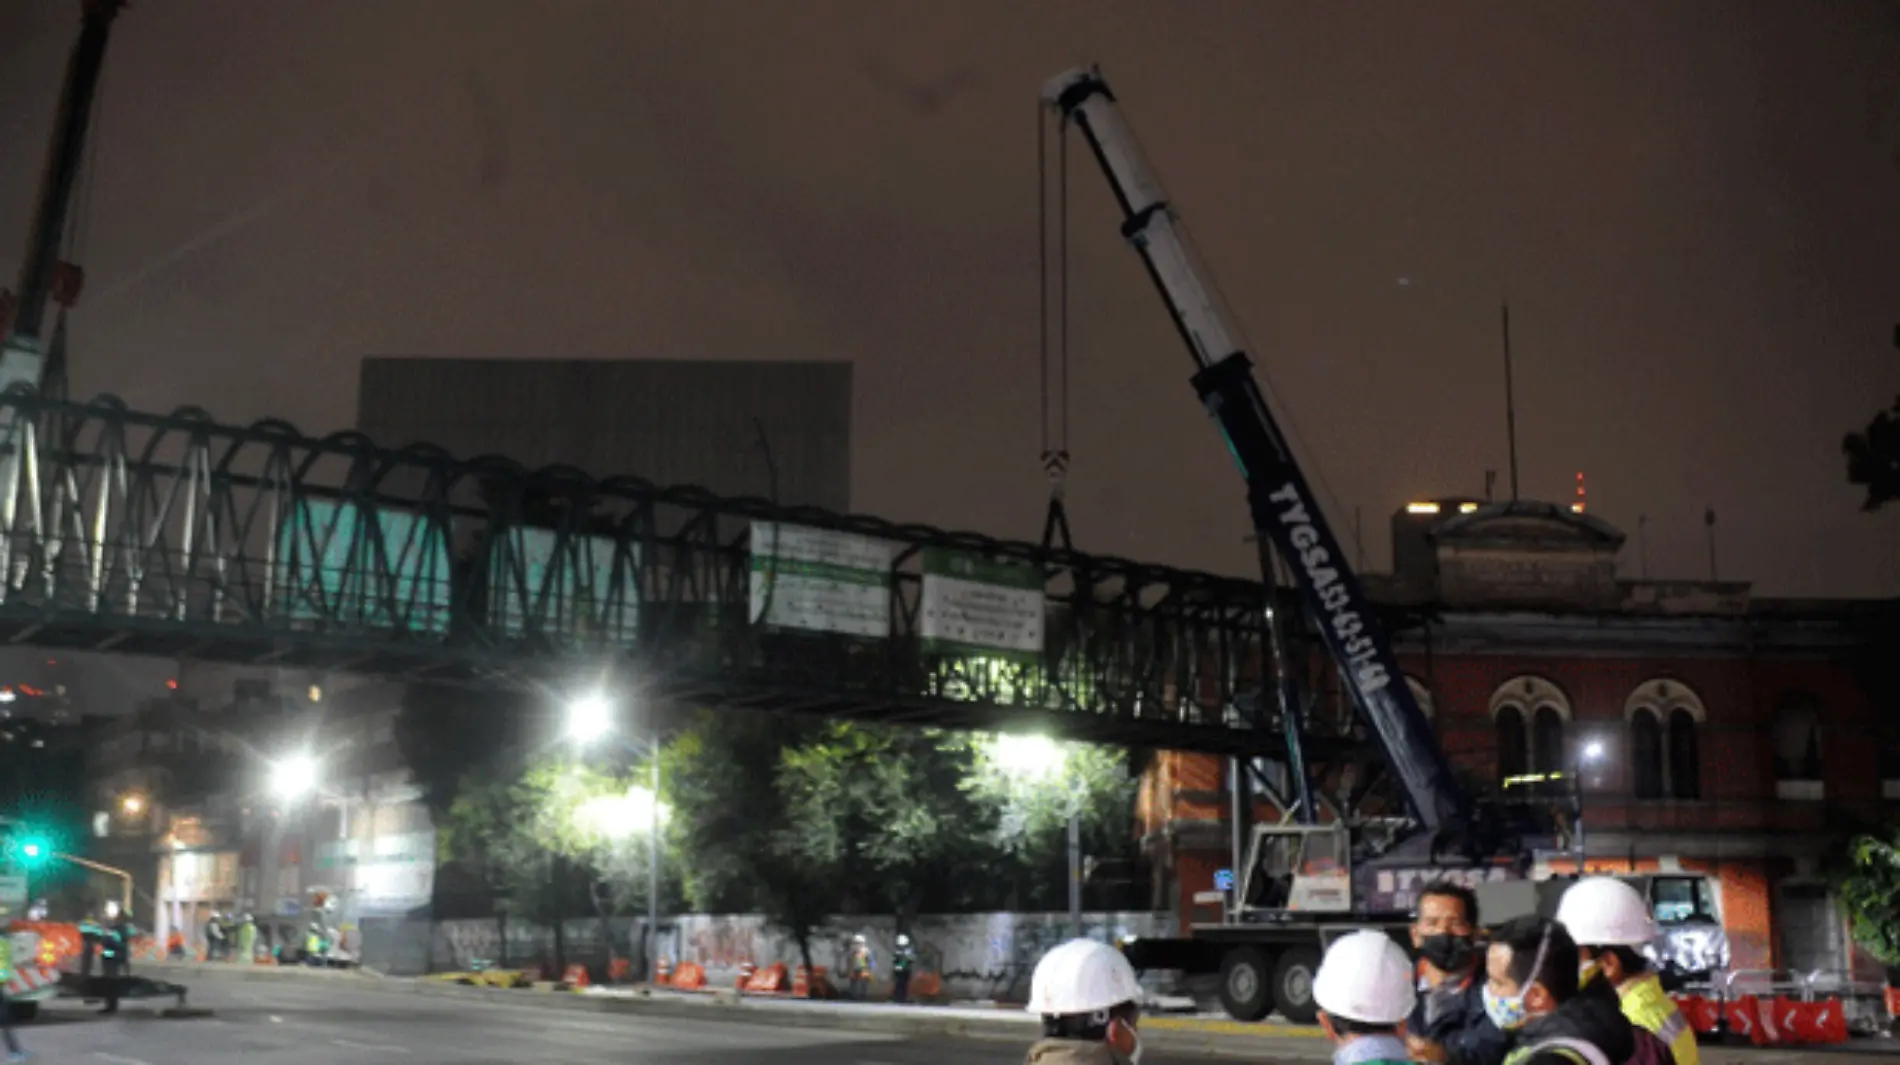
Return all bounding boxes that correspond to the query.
[1501,301,1521,502]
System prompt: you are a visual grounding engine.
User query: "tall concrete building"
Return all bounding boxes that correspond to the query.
[355,358,854,511]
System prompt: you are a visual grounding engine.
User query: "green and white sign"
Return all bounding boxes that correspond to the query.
[750,522,898,638]
[918,548,1044,658]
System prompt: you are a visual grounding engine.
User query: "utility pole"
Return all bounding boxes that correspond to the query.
[647,736,661,978]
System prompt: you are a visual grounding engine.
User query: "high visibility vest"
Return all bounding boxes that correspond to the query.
[0,936,12,982]
[1619,972,1699,1065]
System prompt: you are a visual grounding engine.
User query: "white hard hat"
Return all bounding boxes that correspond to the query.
[1556,877,1656,947]
[1313,929,1417,1026]
[1026,939,1144,1016]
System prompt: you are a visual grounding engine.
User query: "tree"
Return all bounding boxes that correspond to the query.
[1832,828,1900,972]
[957,734,1140,911]
[661,707,834,973]
[777,723,995,930]
[1843,397,1900,511]
[393,683,521,818]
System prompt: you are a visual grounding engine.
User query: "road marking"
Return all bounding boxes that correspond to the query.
[332,1038,411,1054]
[95,1054,153,1065]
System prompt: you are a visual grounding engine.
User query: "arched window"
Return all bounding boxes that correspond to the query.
[1532,707,1566,774]
[1496,707,1528,781]
[1490,676,1572,783]
[1772,692,1824,800]
[1624,679,1707,801]
[1630,709,1664,799]
[1668,708,1700,801]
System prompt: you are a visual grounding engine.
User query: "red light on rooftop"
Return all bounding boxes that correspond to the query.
[165,679,178,690]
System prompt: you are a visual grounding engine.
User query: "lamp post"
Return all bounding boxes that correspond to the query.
[993,733,1083,939]
[565,693,664,981]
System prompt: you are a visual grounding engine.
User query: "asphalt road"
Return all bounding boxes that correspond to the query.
[11,977,1250,1065]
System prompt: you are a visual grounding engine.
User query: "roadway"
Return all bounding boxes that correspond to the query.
[19,971,1897,1064]
[16,975,1261,1065]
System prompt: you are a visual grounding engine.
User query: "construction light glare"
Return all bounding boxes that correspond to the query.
[565,693,614,746]
[273,754,318,800]
[1582,740,1607,763]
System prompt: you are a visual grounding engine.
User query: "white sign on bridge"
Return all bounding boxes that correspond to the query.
[749,522,898,638]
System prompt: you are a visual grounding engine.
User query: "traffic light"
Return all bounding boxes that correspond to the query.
[4,831,50,867]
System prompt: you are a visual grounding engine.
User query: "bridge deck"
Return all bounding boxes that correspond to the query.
[0,390,1338,756]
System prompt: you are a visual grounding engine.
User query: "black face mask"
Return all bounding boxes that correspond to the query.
[1419,933,1477,973]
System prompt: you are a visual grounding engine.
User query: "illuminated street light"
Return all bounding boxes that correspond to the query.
[272,753,318,800]
[1581,740,1607,763]
[990,732,1083,937]
[565,693,614,746]
[576,786,670,841]
[992,733,1062,777]
[119,792,145,816]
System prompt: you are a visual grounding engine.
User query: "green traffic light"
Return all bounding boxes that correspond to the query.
[19,842,40,860]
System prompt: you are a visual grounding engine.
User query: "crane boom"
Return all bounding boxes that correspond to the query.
[1043,67,1468,833]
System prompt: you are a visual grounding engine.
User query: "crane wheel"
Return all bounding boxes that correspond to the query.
[1216,946,1273,1022]
[1270,946,1321,1025]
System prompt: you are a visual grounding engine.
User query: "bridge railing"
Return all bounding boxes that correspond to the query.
[0,390,1310,754]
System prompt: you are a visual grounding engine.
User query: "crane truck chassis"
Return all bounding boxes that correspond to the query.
[1039,67,1727,1025]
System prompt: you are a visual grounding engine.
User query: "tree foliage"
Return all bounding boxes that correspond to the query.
[1833,828,1900,969]
[777,724,994,926]
[1843,396,1900,511]
[435,706,1147,948]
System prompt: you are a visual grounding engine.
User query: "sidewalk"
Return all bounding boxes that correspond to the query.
[135,960,1900,1064]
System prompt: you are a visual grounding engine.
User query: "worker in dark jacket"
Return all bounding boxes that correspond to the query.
[1486,915,1675,1065]
[1405,881,1509,1065]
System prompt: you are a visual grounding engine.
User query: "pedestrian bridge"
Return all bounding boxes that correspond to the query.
[0,388,1329,756]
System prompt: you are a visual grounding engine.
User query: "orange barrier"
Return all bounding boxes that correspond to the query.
[745,963,787,994]
[1690,993,1850,1047]
[734,961,756,991]
[671,962,706,990]
[1670,995,1721,1036]
[562,963,590,989]
[910,971,943,1000]
[608,957,632,983]
[654,958,673,985]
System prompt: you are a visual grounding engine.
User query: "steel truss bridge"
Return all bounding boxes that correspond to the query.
[0,388,1380,759]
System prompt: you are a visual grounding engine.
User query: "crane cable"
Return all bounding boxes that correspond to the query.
[1037,103,1074,552]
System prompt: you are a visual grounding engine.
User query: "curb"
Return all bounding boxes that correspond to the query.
[137,963,1334,1061]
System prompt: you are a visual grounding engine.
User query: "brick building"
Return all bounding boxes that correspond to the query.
[1139,497,1898,979]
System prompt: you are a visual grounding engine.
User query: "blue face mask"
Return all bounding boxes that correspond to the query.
[1483,983,1529,1031]
[1484,921,1555,1033]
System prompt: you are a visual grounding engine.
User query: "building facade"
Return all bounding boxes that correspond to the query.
[1140,498,1898,980]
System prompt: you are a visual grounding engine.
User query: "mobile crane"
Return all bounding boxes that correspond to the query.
[1040,66,1580,1024]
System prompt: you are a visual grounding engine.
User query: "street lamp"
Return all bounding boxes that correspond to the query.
[564,693,613,747]
[564,692,663,981]
[119,792,145,817]
[272,753,318,801]
[992,733,1084,938]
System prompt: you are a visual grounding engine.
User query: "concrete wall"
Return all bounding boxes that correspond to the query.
[361,910,1171,1002]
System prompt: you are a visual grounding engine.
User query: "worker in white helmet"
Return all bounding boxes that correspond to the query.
[1556,878,1699,1065]
[1312,929,1418,1065]
[1024,939,1144,1065]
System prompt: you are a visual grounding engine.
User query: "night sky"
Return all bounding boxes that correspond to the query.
[3,1,1897,598]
